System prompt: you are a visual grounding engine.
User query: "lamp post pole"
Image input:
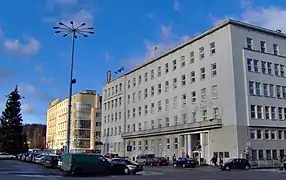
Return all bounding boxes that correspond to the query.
[53,21,94,153]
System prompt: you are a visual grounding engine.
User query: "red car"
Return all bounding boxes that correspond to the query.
[150,157,169,166]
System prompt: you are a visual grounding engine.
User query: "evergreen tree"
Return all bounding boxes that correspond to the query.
[0,86,28,154]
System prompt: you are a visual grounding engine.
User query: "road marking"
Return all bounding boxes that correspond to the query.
[17,174,62,178]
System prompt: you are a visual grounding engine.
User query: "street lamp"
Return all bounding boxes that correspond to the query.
[53,21,94,153]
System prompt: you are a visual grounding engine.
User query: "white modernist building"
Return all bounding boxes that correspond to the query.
[101,19,286,165]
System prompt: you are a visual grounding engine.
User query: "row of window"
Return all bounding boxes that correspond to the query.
[104,42,218,100]
[104,84,218,113]
[249,81,286,99]
[104,108,220,135]
[103,97,123,111]
[125,72,217,106]
[251,149,285,161]
[250,128,286,140]
[104,83,123,99]
[104,126,122,136]
[246,37,280,55]
[126,62,217,90]
[247,58,285,77]
[250,105,286,121]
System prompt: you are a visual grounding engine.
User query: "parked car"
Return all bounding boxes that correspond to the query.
[33,154,45,163]
[136,154,155,165]
[61,153,126,176]
[21,153,30,161]
[173,157,196,168]
[0,152,16,160]
[111,158,143,175]
[150,157,169,166]
[43,155,61,169]
[220,158,251,171]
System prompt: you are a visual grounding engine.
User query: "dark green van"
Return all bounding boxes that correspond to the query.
[61,153,111,175]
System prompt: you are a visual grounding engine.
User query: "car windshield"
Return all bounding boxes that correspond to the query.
[226,159,234,163]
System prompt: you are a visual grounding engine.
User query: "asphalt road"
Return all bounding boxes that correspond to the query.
[0,160,286,180]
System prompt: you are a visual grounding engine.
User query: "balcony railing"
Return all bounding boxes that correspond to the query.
[122,119,222,139]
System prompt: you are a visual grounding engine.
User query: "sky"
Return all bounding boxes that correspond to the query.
[1,0,286,124]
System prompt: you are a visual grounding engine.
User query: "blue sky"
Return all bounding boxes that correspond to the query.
[0,0,286,124]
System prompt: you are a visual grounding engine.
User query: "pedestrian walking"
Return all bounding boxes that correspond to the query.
[211,156,218,167]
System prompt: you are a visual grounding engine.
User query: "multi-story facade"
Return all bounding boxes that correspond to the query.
[101,19,286,164]
[46,90,102,152]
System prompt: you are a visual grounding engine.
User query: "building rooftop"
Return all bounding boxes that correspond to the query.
[48,89,99,108]
[106,19,286,85]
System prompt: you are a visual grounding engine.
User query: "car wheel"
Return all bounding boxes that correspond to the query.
[225,166,230,171]
[124,167,130,175]
[72,168,82,175]
[245,166,250,170]
[182,164,186,168]
[173,164,177,167]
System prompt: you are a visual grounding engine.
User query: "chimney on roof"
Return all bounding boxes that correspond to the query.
[276,29,282,33]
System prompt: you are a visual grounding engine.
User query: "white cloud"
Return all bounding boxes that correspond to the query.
[41,76,54,85]
[4,37,40,56]
[61,9,94,27]
[19,83,54,101]
[240,0,253,9]
[22,103,36,114]
[173,0,180,11]
[242,6,286,32]
[125,24,190,68]
[210,4,286,32]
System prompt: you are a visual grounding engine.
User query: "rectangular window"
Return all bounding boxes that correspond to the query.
[253,60,259,72]
[173,78,177,89]
[144,72,148,82]
[181,56,185,67]
[246,37,253,49]
[158,84,162,94]
[273,44,279,55]
[165,81,169,92]
[210,42,215,54]
[276,85,282,98]
[182,94,187,107]
[190,51,195,64]
[172,59,177,71]
[260,41,266,53]
[191,71,195,83]
[212,85,218,98]
[211,63,217,76]
[151,69,154,80]
[261,61,266,74]
[247,58,252,71]
[201,88,206,101]
[280,65,285,77]
[250,105,256,118]
[151,86,154,96]
[269,84,274,97]
[263,83,268,97]
[257,105,262,119]
[255,82,261,96]
[165,117,170,127]
[165,99,169,111]
[191,91,196,103]
[249,81,255,95]
[265,106,270,119]
[173,96,177,109]
[165,63,169,73]
[181,74,186,86]
[274,63,280,76]
[200,67,206,80]
[250,129,256,139]
[267,62,272,75]
[157,66,161,77]
[199,46,204,59]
